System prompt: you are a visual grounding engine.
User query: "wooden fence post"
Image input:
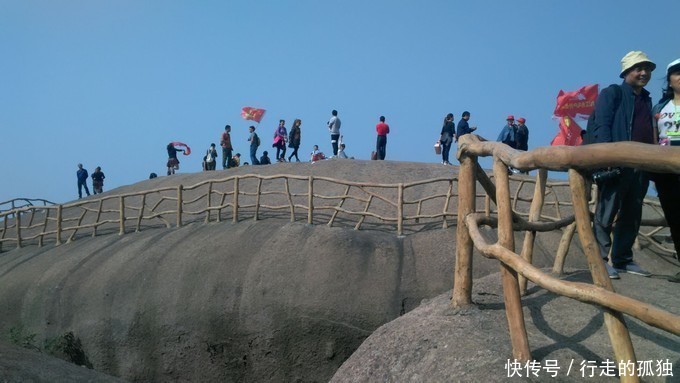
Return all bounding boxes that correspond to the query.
[136,194,146,232]
[519,168,547,295]
[177,185,183,227]
[205,181,213,223]
[442,180,453,229]
[285,178,295,222]
[451,153,476,307]
[568,169,638,382]
[93,199,103,237]
[328,185,351,227]
[307,176,314,224]
[15,212,21,249]
[254,178,262,221]
[119,196,126,235]
[397,183,404,236]
[552,221,577,276]
[233,177,239,223]
[56,205,62,246]
[494,158,531,362]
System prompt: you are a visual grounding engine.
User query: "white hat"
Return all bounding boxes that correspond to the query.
[620,51,656,78]
[667,58,680,74]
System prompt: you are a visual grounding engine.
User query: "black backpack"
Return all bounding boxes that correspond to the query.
[584,84,622,145]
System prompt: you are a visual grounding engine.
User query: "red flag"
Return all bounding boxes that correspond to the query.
[170,141,191,155]
[550,116,583,146]
[241,107,266,123]
[553,84,598,118]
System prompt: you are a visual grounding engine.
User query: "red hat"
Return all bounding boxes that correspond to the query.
[506,115,515,121]
[517,117,526,123]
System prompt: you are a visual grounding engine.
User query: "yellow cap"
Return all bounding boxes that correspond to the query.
[620,51,656,78]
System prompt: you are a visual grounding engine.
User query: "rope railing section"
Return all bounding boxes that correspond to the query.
[451,134,680,383]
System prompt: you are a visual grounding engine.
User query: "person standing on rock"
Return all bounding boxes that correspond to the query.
[91,166,105,194]
[591,50,656,279]
[439,113,455,165]
[248,126,261,165]
[516,117,529,151]
[328,109,341,157]
[456,111,476,142]
[76,163,90,198]
[288,119,302,162]
[273,119,288,161]
[649,58,680,259]
[205,143,218,171]
[497,115,518,149]
[375,116,390,160]
[220,125,233,169]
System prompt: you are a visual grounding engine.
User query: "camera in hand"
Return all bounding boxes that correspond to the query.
[592,167,621,183]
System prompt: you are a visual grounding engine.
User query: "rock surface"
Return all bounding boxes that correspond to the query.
[2,160,673,381]
[332,268,680,382]
[0,341,124,383]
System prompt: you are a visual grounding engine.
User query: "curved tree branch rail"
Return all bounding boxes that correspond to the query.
[452,134,680,382]
[0,160,673,256]
[0,198,55,214]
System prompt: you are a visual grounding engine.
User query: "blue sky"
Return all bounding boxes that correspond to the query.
[1,1,678,203]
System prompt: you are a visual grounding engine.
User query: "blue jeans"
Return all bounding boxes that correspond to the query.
[250,145,260,165]
[441,136,452,163]
[78,180,90,198]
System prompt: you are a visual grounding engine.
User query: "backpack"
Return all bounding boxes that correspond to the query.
[584,84,622,145]
[205,150,214,163]
[254,133,261,147]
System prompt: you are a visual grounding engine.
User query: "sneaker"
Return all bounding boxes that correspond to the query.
[605,263,620,279]
[615,262,652,277]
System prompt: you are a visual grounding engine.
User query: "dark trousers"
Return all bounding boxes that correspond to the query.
[222,147,232,169]
[651,172,680,256]
[441,138,452,163]
[78,180,90,198]
[331,134,340,156]
[376,135,387,160]
[288,146,300,161]
[593,168,649,266]
[275,143,286,161]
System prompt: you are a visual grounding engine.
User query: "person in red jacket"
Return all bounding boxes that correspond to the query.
[375,115,390,160]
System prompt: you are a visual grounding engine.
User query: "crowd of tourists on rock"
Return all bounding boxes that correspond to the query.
[74,52,680,271]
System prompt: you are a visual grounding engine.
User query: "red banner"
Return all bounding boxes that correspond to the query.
[550,116,583,146]
[553,84,598,118]
[170,141,191,155]
[241,107,266,123]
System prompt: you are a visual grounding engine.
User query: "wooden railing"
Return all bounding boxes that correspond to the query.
[0,166,674,257]
[0,174,466,250]
[452,134,680,383]
[0,198,55,214]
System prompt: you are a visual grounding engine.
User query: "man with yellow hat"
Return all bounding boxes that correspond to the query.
[590,50,656,279]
